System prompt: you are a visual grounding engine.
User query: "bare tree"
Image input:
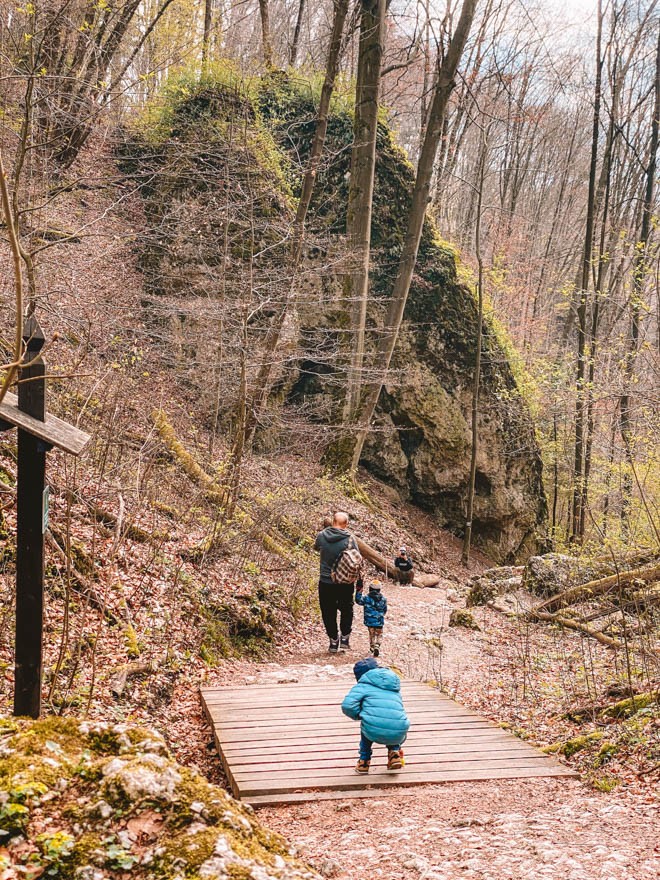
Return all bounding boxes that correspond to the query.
[346,0,478,473]
[620,23,660,537]
[462,125,488,566]
[344,0,388,421]
[290,0,307,65]
[258,0,275,67]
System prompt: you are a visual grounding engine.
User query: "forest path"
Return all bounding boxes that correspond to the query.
[201,572,659,880]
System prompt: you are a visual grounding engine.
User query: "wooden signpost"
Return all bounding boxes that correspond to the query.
[0,316,90,718]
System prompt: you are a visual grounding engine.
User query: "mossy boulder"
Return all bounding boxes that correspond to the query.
[448,609,480,630]
[0,716,320,879]
[466,577,497,607]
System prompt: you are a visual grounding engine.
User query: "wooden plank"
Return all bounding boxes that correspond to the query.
[221,732,519,757]
[201,683,436,697]
[208,722,496,742]
[205,706,482,721]
[245,766,579,806]
[209,722,498,745]
[0,391,90,455]
[238,761,574,796]
[201,693,448,709]
[204,702,482,722]
[228,747,543,773]
[208,721,484,738]
[233,754,551,783]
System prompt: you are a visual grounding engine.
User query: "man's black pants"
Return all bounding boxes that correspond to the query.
[318,580,354,640]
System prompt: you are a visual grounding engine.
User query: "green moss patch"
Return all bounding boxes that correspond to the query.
[0,717,320,879]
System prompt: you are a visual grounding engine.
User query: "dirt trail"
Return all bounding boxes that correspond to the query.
[198,573,659,880]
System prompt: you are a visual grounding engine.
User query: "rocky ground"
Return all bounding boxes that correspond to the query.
[194,537,659,880]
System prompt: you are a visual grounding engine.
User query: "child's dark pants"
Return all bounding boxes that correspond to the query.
[359,733,401,761]
[318,580,354,639]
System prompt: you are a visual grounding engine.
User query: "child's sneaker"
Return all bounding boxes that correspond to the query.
[372,645,380,657]
[339,635,350,651]
[328,638,340,654]
[387,749,404,770]
[355,759,370,774]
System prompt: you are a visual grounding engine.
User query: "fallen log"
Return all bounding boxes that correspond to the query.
[353,536,440,588]
[531,563,660,615]
[110,661,159,698]
[529,610,623,649]
[592,547,659,567]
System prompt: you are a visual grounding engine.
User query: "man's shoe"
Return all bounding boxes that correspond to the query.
[387,749,404,770]
[329,638,340,654]
[355,759,370,774]
[372,645,380,657]
[339,635,350,651]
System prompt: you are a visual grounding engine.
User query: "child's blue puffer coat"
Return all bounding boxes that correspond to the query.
[341,667,410,745]
[356,589,387,627]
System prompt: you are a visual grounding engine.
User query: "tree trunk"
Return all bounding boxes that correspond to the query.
[290,0,307,66]
[258,0,274,68]
[243,0,351,447]
[571,0,603,543]
[620,25,660,538]
[202,0,214,73]
[344,0,388,422]
[346,0,478,473]
[462,129,488,566]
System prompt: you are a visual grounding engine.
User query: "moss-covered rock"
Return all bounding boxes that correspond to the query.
[544,731,604,758]
[448,609,480,630]
[0,717,320,879]
[258,76,547,562]
[127,70,547,563]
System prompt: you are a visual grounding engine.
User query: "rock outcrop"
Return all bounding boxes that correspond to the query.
[0,716,319,879]
[262,79,547,561]
[126,73,547,563]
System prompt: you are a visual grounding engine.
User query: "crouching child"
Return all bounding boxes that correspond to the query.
[355,579,387,656]
[341,658,410,774]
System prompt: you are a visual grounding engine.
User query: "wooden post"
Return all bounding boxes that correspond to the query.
[0,318,89,717]
[14,317,47,717]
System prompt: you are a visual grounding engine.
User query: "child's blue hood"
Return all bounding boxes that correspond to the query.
[360,667,401,692]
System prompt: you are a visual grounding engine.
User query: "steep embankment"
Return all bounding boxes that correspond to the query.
[125,72,546,562]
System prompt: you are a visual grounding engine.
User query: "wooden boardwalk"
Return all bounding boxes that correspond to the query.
[200,679,576,806]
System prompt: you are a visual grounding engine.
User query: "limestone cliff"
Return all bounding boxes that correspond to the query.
[260,79,547,562]
[125,72,547,563]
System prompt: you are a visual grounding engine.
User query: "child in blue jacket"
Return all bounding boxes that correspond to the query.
[355,579,387,656]
[341,658,410,774]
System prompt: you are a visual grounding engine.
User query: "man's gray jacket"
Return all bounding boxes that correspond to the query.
[314,526,355,584]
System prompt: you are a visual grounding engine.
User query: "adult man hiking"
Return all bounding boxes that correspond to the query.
[314,511,363,653]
